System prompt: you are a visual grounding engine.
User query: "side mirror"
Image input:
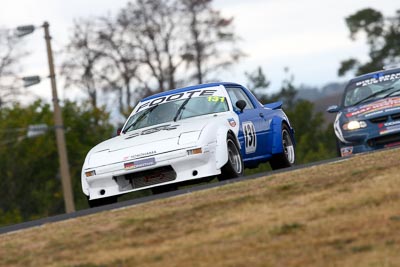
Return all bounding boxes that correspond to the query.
[326,105,340,113]
[236,100,247,112]
[116,127,122,136]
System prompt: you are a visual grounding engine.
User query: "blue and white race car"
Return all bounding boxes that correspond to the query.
[82,82,296,207]
[327,66,400,157]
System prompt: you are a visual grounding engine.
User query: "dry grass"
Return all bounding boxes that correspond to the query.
[1,148,400,267]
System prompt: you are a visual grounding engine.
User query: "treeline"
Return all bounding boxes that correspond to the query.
[0,101,113,225]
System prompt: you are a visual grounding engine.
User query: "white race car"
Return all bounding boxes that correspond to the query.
[82,82,295,207]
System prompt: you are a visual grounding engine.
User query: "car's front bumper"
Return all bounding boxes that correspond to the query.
[82,143,220,200]
[339,131,400,156]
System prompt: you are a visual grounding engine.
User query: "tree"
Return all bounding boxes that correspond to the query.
[117,0,187,94]
[61,19,106,110]
[181,0,244,84]
[97,15,144,115]
[62,0,244,116]
[245,66,270,100]
[250,67,297,106]
[0,100,114,226]
[285,100,336,163]
[0,28,26,108]
[339,8,400,76]
[277,67,297,108]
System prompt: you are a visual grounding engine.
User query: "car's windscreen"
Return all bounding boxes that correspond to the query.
[343,71,400,107]
[123,96,229,132]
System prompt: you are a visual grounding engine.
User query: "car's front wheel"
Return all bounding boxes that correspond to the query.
[336,138,343,157]
[218,133,244,181]
[87,195,118,208]
[270,124,295,170]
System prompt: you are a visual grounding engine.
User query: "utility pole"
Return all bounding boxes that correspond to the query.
[43,22,75,213]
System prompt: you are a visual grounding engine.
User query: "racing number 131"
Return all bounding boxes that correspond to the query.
[242,121,256,154]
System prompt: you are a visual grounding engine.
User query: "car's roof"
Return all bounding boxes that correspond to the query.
[141,82,242,101]
[348,66,400,84]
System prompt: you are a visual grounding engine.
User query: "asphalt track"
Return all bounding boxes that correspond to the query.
[0,155,351,235]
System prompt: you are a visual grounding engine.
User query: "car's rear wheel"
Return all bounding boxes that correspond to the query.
[218,133,244,181]
[270,124,295,170]
[87,195,118,208]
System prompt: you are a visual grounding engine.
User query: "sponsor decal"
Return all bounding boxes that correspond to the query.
[341,146,353,157]
[135,88,223,113]
[228,118,236,127]
[356,72,400,87]
[123,151,157,161]
[125,124,179,139]
[124,157,156,170]
[364,110,385,118]
[379,124,400,135]
[385,141,400,148]
[345,97,400,118]
[379,120,400,128]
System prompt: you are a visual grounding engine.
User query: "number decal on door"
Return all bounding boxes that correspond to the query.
[242,121,256,154]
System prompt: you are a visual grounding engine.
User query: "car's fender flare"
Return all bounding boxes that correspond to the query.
[81,176,89,196]
[270,117,295,155]
[215,128,240,170]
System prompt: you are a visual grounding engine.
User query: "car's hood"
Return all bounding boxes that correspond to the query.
[343,96,400,120]
[86,118,210,168]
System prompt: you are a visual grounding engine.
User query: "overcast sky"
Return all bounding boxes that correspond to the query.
[1,0,398,103]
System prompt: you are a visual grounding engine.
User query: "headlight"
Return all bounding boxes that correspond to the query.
[342,120,367,131]
[178,131,201,145]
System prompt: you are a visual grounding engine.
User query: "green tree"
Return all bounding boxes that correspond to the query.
[245,66,270,100]
[339,8,400,76]
[0,100,113,226]
[285,100,336,164]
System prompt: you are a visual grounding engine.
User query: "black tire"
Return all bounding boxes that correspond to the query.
[87,195,118,208]
[218,133,244,181]
[336,138,342,157]
[269,124,295,170]
[151,184,178,195]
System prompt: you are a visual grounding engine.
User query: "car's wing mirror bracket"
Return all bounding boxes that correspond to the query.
[236,100,247,113]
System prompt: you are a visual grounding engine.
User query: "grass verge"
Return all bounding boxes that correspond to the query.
[1,148,400,267]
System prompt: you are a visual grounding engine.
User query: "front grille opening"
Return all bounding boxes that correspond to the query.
[116,166,176,191]
[391,113,400,120]
[368,133,400,147]
[369,116,388,123]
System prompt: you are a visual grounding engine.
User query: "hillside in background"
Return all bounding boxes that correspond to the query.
[1,147,399,267]
[297,82,345,124]
[296,82,345,102]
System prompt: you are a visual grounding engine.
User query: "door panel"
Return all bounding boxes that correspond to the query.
[225,86,270,161]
